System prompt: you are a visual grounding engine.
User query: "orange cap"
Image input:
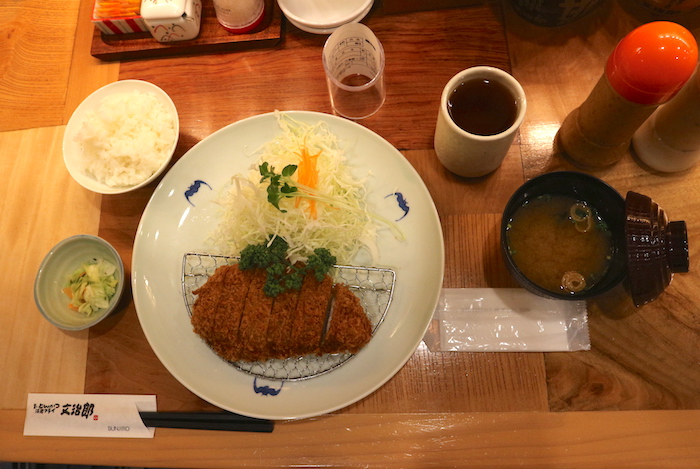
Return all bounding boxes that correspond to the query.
[606,21,698,105]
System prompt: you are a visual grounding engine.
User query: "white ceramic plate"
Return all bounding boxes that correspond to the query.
[278,0,373,29]
[286,0,372,34]
[132,111,444,420]
[63,80,179,195]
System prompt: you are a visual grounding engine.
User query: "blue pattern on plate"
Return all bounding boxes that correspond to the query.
[184,180,212,206]
[385,192,410,221]
[253,378,284,396]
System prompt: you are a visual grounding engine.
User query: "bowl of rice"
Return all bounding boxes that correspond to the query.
[63,80,179,194]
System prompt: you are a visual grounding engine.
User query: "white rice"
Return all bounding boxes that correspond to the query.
[75,90,177,187]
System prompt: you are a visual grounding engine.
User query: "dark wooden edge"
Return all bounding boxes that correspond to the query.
[90,0,283,61]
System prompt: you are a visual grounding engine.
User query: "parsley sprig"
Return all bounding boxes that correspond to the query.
[239,236,336,297]
[259,162,298,212]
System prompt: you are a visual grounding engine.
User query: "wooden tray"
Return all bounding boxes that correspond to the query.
[382,0,482,14]
[91,0,283,61]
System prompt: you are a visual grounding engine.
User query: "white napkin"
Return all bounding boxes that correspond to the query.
[423,288,590,352]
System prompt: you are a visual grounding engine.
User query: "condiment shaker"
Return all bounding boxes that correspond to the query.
[212,0,266,33]
[557,21,698,169]
[633,66,700,172]
[141,0,203,42]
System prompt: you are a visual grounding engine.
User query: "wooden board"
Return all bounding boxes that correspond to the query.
[382,0,483,14]
[90,0,283,61]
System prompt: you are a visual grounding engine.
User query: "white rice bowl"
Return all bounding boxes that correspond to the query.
[63,80,179,194]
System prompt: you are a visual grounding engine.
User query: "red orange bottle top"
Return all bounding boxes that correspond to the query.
[606,21,698,105]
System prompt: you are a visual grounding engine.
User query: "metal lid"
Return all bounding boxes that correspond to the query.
[625,191,689,307]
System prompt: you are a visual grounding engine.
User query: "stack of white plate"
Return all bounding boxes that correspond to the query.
[277,0,374,34]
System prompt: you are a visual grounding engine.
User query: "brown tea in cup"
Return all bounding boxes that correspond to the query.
[434,66,526,177]
[447,78,518,136]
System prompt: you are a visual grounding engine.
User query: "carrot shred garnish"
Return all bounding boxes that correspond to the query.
[294,143,322,219]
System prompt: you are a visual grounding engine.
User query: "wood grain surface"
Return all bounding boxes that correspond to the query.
[502,0,700,412]
[2,0,700,465]
[86,3,543,415]
[0,0,115,410]
[0,127,98,409]
[0,0,79,131]
[85,0,700,416]
[116,5,511,151]
[2,409,699,468]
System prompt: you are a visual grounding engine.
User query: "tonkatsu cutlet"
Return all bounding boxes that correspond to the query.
[190,263,373,363]
[190,264,228,340]
[191,264,252,349]
[236,269,275,362]
[288,273,334,356]
[266,287,300,360]
[322,284,372,354]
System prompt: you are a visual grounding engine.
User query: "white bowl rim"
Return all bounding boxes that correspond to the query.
[278,0,373,29]
[63,79,179,195]
[286,1,372,34]
[34,234,125,331]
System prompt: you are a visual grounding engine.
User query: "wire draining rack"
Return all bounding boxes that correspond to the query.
[181,252,396,381]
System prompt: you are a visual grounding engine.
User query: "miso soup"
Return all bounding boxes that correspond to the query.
[505,195,614,295]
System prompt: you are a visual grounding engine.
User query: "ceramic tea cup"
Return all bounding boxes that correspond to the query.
[434,66,526,177]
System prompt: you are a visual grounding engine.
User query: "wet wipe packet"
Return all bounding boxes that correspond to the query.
[423,288,590,352]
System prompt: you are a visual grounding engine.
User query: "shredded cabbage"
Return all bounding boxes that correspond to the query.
[210,112,391,266]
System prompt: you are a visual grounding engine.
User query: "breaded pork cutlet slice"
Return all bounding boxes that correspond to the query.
[190,264,229,340]
[236,269,275,362]
[265,287,301,360]
[288,273,334,356]
[322,284,372,355]
[191,264,254,361]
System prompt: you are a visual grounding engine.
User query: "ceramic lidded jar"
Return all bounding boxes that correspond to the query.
[625,191,689,306]
[141,0,203,42]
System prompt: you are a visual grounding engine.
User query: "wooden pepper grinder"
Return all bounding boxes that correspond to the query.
[557,21,698,169]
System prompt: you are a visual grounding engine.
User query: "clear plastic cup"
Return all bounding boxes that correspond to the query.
[322,23,385,120]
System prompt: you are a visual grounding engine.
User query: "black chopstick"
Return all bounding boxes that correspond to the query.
[139,411,274,433]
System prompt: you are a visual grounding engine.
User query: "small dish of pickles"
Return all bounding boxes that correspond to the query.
[34,235,125,330]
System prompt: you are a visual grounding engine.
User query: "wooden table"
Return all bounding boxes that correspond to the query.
[2,0,700,466]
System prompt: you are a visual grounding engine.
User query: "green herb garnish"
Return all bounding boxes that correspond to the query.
[239,236,336,297]
[259,162,298,213]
